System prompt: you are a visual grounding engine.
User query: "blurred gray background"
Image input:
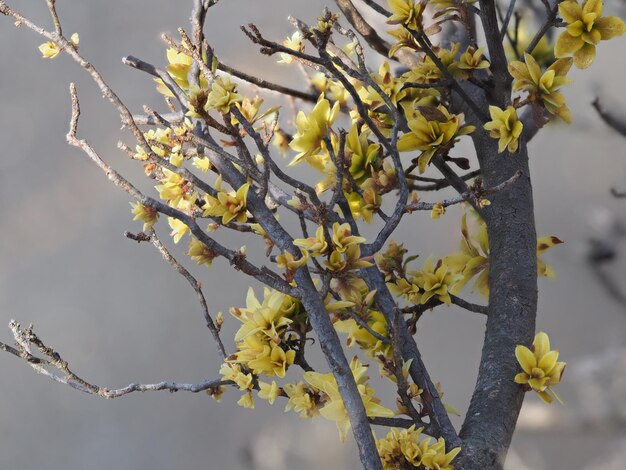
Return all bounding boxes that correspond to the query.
[1,1,625,469]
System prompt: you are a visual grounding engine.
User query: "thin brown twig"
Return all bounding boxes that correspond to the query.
[0,320,228,398]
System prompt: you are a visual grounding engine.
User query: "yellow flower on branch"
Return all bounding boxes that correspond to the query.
[289,95,340,166]
[386,0,426,31]
[414,256,461,305]
[508,53,573,122]
[446,213,563,297]
[304,357,395,442]
[293,226,329,257]
[187,238,218,266]
[483,105,524,153]
[202,178,250,225]
[278,31,304,64]
[555,0,626,69]
[168,217,189,244]
[38,41,61,59]
[206,75,242,113]
[130,202,159,231]
[397,105,475,173]
[515,331,566,404]
[258,381,280,405]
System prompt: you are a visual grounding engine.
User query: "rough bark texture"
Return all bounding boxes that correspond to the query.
[455,134,538,469]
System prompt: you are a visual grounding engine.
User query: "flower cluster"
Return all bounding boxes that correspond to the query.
[377,425,461,470]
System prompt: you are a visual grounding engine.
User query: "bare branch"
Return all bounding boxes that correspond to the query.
[592,97,626,137]
[0,320,227,398]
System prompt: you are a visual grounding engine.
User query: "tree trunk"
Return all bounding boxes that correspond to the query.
[456,135,538,469]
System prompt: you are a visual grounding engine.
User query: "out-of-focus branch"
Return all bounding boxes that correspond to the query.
[593,98,626,137]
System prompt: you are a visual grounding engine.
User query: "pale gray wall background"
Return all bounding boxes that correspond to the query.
[1,1,625,469]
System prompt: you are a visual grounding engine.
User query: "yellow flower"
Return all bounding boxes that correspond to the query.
[231,287,293,344]
[168,217,189,244]
[276,248,309,271]
[483,105,524,153]
[38,41,61,59]
[431,202,445,219]
[376,426,461,470]
[289,95,340,166]
[556,0,626,69]
[130,202,159,231]
[304,357,395,442]
[386,0,426,31]
[219,363,253,390]
[245,343,296,378]
[458,46,490,72]
[331,222,366,253]
[258,381,280,405]
[388,278,422,305]
[420,438,462,470]
[187,239,218,266]
[206,75,242,113]
[397,105,475,173]
[515,331,566,404]
[414,256,461,305]
[508,53,573,122]
[278,31,304,64]
[192,156,212,172]
[284,382,319,419]
[294,226,329,257]
[237,390,255,409]
[334,310,391,358]
[202,179,250,225]
[446,213,563,298]
[346,124,381,182]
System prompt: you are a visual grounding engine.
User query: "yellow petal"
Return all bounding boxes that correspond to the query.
[573,42,596,69]
[555,32,584,57]
[595,16,626,40]
[515,345,537,374]
[558,1,582,24]
[533,331,551,358]
[538,350,559,374]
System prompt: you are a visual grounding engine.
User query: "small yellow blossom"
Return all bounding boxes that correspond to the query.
[397,105,475,173]
[130,202,159,231]
[188,239,218,266]
[414,256,461,305]
[294,226,329,257]
[483,105,524,153]
[168,217,189,244]
[431,202,446,219]
[304,357,394,442]
[289,96,340,166]
[284,382,319,419]
[203,179,250,225]
[515,331,566,404]
[458,46,489,71]
[421,438,462,470]
[508,53,573,122]
[237,390,255,409]
[278,31,304,64]
[555,0,626,69]
[276,248,309,271]
[206,75,242,113]
[192,156,212,172]
[331,222,366,253]
[38,41,61,59]
[258,381,281,405]
[386,0,426,31]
